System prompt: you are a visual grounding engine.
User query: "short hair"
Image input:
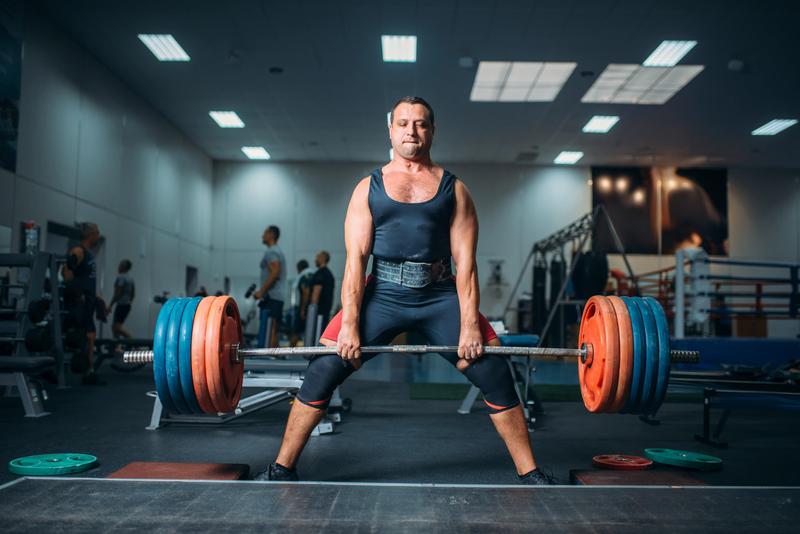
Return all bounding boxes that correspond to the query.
[267,225,280,240]
[389,96,435,126]
[78,222,99,239]
[297,259,309,271]
[319,251,330,264]
[120,259,132,272]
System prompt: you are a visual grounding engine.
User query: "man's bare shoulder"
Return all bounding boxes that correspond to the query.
[350,176,371,199]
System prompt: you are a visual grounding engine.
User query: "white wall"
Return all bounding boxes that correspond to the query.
[2,14,213,337]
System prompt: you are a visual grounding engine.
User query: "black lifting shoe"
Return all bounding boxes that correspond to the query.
[253,462,299,482]
[518,468,558,485]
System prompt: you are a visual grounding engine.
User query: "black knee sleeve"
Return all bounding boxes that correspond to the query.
[296,354,354,410]
[463,355,520,414]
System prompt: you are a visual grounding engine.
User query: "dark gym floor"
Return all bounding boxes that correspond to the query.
[2,365,800,487]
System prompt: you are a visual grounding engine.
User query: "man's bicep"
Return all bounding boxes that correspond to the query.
[268,260,280,274]
[450,181,478,258]
[344,178,373,259]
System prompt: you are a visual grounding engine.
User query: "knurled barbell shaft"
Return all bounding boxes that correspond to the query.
[123,345,700,364]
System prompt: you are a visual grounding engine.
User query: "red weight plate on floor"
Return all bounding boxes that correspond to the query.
[607,296,633,413]
[578,296,620,413]
[191,297,217,413]
[592,454,653,471]
[205,296,244,413]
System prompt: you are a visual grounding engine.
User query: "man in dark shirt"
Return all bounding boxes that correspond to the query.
[308,251,335,329]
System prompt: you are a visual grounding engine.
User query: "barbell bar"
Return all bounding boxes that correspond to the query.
[125,295,699,416]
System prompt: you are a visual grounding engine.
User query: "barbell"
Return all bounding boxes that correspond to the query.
[125,295,698,416]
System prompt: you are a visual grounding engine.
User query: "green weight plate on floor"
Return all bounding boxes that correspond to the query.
[153,298,179,414]
[166,298,190,414]
[644,448,723,471]
[621,297,644,413]
[633,298,658,414]
[8,453,98,476]
[643,297,671,415]
[179,297,203,414]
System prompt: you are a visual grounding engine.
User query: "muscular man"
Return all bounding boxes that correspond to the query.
[63,222,103,385]
[255,97,552,485]
[253,225,286,348]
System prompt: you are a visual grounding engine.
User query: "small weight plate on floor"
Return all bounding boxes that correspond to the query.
[192,297,217,414]
[578,296,620,413]
[8,453,98,476]
[621,296,644,413]
[643,297,671,415]
[205,296,243,413]
[592,454,653,470]
[607,296,633,413]
[179,297,202,414]
[633,298,658,414]
[644,448,723,471]
[153,298,179,414]
[165,298,190,414]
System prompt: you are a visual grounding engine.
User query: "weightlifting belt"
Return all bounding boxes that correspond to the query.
[373,258,452,288]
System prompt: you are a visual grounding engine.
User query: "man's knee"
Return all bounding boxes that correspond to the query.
[464,355,520,414]
[296,354,354,410]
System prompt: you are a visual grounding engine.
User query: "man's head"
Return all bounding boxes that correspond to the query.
[297,259,309,273]
[118,259,132,273]
[262,225,280,246]
[315,250,330,268]
[78,222,101,247]
[388,96,435,161]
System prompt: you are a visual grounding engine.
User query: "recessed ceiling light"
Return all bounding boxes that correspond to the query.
[209,111,245,128]
[554,151,584,165]
[751,119,797,136]
[582,115,620,133]
[581,64,703,105]
[643,40,697,67]
[241,146,271,160]
[470,61,576,102]
[137,34,190,61]
[382,35,417,62]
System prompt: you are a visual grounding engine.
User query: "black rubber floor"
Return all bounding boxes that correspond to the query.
[2,367,800,486]
[1,478,799,533]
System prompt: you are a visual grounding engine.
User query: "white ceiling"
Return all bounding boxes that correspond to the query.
[37,0,800,167]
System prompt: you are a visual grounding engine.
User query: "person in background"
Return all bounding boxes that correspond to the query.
[290,259,316,346]
[108,259,134,339]
[253,225,286,347]
[308,251,335,330]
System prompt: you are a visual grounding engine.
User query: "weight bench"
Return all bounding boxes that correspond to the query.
[0,356,55,417]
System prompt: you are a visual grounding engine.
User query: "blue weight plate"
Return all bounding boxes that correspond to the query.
[633,298,658,414]
[179,297,202,414]
[166,298,190,414]
[644,297,671,415]
[621,297,644,413]
[153,298,178,413]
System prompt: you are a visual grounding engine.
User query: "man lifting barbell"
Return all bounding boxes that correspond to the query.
[255,96,553,484]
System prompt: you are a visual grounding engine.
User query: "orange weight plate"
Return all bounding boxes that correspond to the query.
[607,296,633,413]
[205,296,244,413]
[191,297,217,413]
[578,296,620,413]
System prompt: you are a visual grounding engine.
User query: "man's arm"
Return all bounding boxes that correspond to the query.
[450,180,483,360]
[108,283,123,309]
[254,260,280,299]
[299,284,310,319]
[311,284,322,305]
[338,177,373,362]
[62,246,84,282]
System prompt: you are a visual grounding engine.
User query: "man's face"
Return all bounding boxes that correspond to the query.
[315,253,324,268]
[262,229,270,244]
[87,229,101,248]
[389,103,434,160]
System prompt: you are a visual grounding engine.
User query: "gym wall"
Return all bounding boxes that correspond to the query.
[0,13,214,337]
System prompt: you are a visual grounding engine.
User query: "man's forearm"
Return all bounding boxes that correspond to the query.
[340,257,366,325]
[260,273,278,294]
[456,264,480,328]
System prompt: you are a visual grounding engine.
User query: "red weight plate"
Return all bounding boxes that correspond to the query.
[191,297,217,413]
[205,296,244,413]
[607,296,633,413]
[578,296,620,413]
[592,454,653,470]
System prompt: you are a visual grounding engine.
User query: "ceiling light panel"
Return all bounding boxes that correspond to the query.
[241,146,271,160]
[582,116,620,133]
[554,151,584,165]
[382,35,417,62]
[751,119,797,136]
[209,111,245,128]
[470,61,576,102]
[138,34,190,61]
[581,64,703,105]
[643,40,697,67]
